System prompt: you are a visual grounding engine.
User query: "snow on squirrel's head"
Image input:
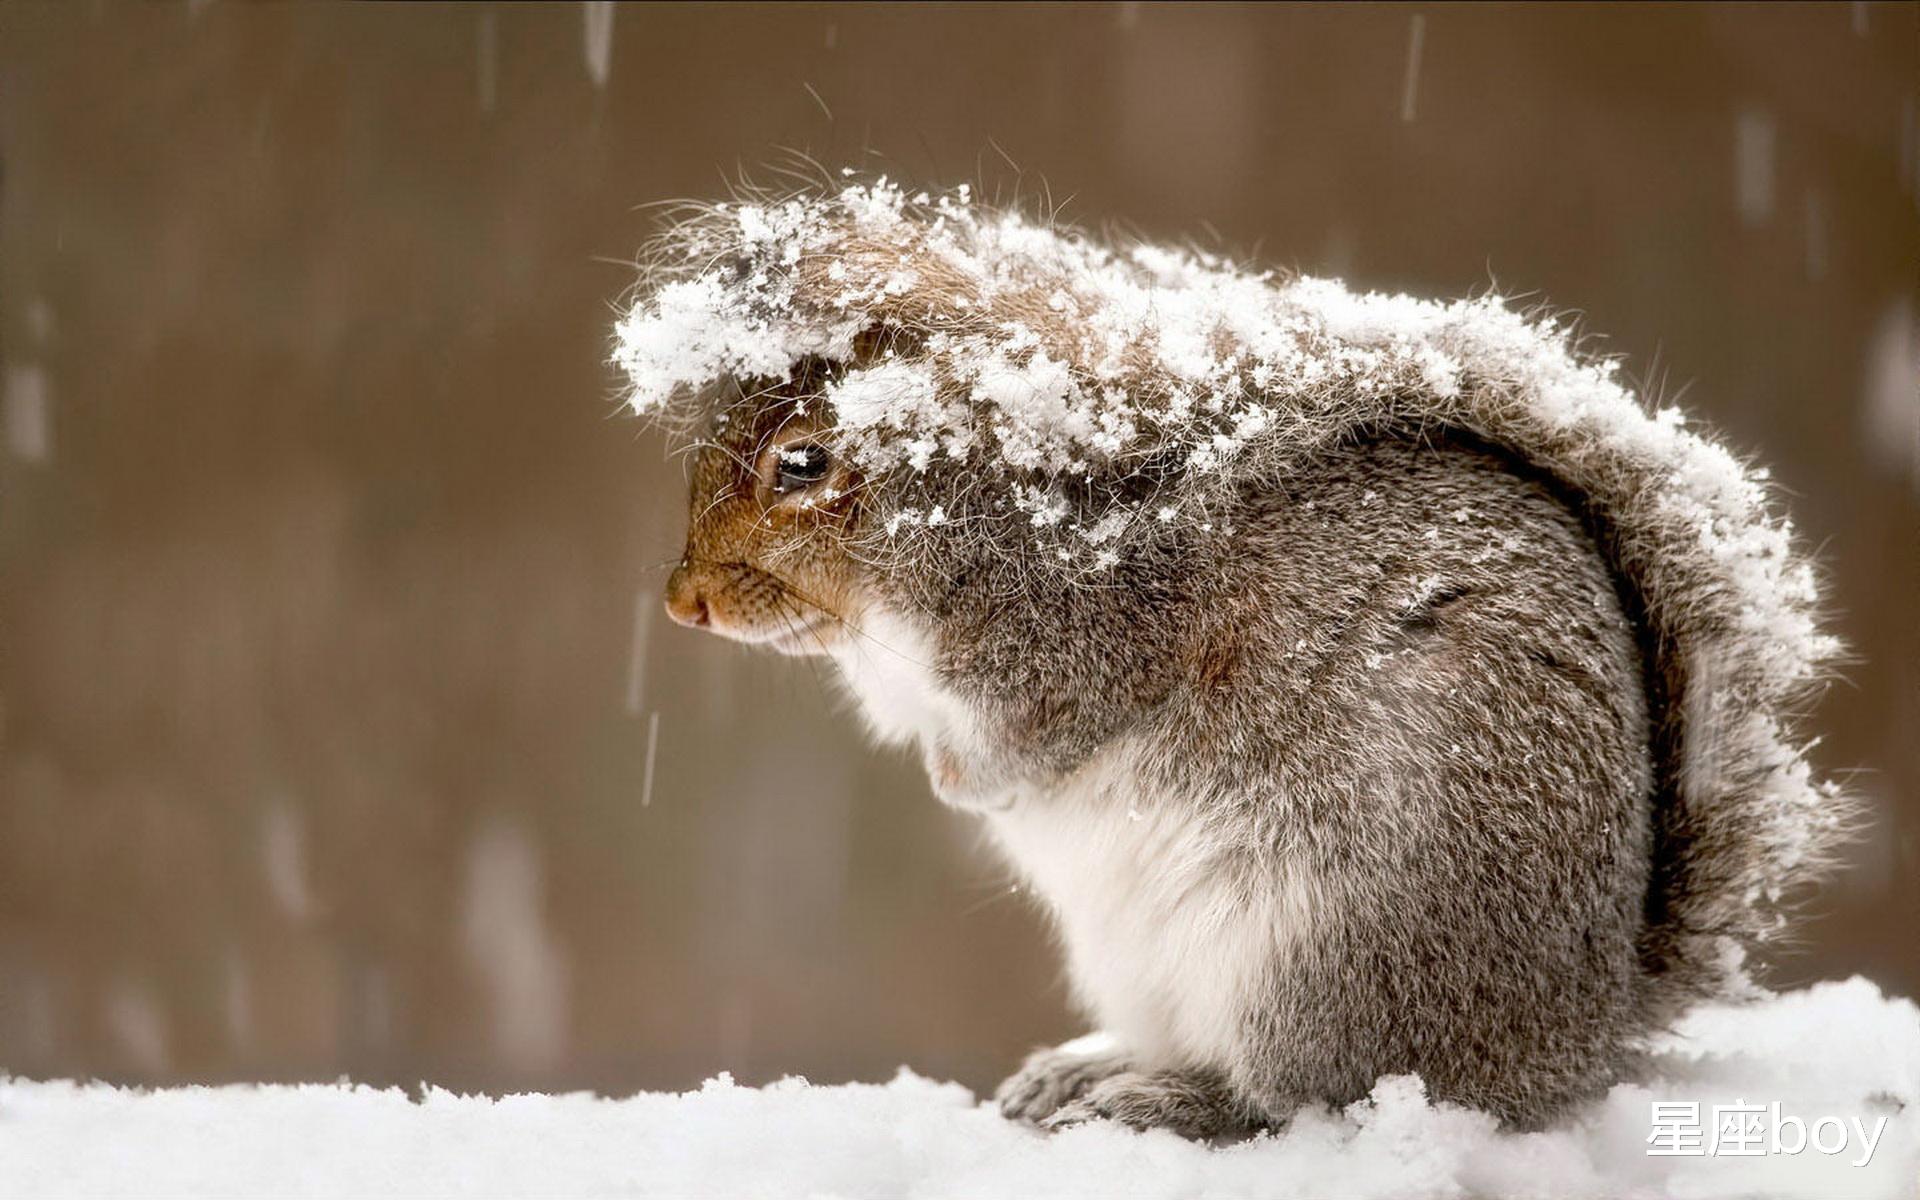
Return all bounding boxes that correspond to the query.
[618,174,1816,655]
[617,175,1508,580]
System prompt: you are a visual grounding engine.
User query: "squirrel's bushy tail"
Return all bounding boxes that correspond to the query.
[611,177,1856,1012]
[1360,306,1854,1014]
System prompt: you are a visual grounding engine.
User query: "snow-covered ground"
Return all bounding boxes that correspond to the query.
[3,978,1914,1199]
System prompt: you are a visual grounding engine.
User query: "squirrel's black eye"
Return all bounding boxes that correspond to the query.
[774,443,833,493]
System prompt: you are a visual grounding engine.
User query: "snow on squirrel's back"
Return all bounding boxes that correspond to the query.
[2,980,1916,1199]
[610,176,1853,1015]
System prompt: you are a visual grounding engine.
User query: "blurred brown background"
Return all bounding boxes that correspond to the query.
[0,2,1913,1097]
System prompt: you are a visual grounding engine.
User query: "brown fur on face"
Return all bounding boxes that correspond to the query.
[664,370,866,655]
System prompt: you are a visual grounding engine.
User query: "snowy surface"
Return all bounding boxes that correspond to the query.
[4,979,1915,1199]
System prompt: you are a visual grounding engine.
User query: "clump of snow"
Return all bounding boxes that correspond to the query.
[3,979,1915,1199]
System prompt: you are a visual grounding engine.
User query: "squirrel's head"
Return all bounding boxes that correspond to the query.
[663,358,870,655]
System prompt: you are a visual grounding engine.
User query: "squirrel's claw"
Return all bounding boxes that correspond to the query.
[995,1039,1132,1125]
[1037,1070,1252,1140]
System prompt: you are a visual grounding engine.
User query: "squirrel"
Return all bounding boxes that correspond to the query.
[615,178,1853,1135]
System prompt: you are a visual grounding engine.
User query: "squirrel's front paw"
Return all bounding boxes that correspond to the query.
[994,1034,1131,1124]
[1038,1069,1251,1140]
[923,741,1016,812]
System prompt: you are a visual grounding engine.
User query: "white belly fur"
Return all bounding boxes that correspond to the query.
[827,606,1317,1074]
[986,750,1316,1072]
[825,602,1320,1075]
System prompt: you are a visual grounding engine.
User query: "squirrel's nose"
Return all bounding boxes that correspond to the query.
[664,566,710,628]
